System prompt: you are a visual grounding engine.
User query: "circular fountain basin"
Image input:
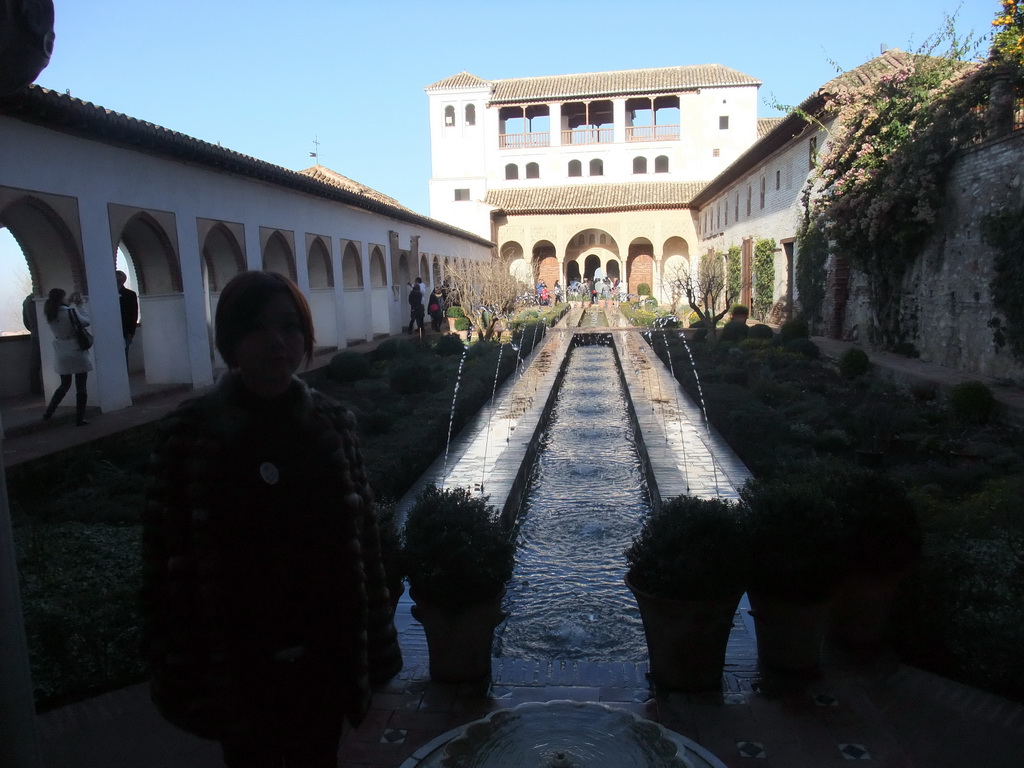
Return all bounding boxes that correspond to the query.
[399,700,727,768]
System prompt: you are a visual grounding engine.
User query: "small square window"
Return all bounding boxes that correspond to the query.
[454,189,470,201]
[712,148,720,157]
[776,170,781,190]
[719,116,729,130]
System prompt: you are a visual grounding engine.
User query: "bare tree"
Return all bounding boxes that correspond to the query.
[443,252,534,341]
[663,251,738,341]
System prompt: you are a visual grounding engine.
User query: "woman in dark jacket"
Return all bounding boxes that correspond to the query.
[141,271,401,767]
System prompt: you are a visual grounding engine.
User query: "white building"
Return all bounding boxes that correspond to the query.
[425,65,776,300]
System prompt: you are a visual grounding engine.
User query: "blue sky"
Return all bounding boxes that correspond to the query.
[0,0,999,331]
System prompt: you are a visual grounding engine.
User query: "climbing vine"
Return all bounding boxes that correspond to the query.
[800,17,990,347]
[726,245,742,305]
[983,206,1024,360]
[753,238,776,321]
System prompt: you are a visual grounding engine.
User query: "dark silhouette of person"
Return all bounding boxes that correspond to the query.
[117,270,139,367]
[408,282,425,334]
[142,271,401,767]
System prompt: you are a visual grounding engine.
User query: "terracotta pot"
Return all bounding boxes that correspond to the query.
[747,590,831,674]
[626,574,741,692]
[447,316,458,332]
[828,568,911,650]
[410,588,506,682]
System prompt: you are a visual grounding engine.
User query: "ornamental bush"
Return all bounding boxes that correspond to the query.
[950,380,996,426]
[838,347,871,380]
[327,351,372,382]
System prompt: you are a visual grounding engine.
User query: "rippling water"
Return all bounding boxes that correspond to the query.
[495,342,651,662]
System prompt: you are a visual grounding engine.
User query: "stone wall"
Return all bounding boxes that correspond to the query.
[842,129,1024,384]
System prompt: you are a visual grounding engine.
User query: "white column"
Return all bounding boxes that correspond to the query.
[175,214,216,388]
[549,102,562,147]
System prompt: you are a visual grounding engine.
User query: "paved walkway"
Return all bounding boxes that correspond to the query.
[5,329,1024,767]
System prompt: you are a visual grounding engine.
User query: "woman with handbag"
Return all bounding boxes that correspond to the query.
[142,271,401,767]
[42,287,93,426]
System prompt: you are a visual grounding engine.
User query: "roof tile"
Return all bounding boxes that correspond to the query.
[485,181,707,214]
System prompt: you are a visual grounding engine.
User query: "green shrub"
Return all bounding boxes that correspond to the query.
[361,410,394,434]
[749,323,774,340]
[637,283,652,296]
[452,317,469,331]
[783,337,820,358]
[730,304,750,318]
[389,361,433,394]
[327,350,372,382]
[446,305,465,318]
[779,315,809,342]
[374,338,418,360]
[950,380,996,425]
[838,347,871,380]
[719,319,749,342]
[433,334,466,356]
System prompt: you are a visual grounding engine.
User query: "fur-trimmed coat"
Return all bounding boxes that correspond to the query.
[140,373,401,741]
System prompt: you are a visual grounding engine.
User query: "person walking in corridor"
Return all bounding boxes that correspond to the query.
[117,269,139,367]
[142,271,401,768]
[42,287,92,426]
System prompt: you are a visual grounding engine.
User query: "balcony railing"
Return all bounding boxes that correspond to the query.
[499,132,550,149]
[626,124,680,141]
[561,127,614,145]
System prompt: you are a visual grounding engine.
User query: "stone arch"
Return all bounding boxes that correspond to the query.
[342,242,363,289]
[396,251,412,290]
[501,240,531,286]
[564,227,619,282]
[627,237,655,294]
[532,240,558,289]
[201,223,244,292]
[118,211,182,295]
[263,230,295,281]
[418,254,430,283]
[0,192,84,297]
[369,245,387,288]
[307,236,333,288]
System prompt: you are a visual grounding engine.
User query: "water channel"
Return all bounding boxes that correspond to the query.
[495,339,650,662]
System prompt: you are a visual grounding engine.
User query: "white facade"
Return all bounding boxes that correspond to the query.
[426,66,762,242]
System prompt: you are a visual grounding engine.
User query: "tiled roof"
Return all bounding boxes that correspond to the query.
[298,165,409,211]
[424,71,491,91]
[489,64,759,104]
[0,86,492,246]
[757,117,786,138]
[485,181,708,214]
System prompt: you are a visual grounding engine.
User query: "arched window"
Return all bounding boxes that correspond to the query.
[632,156,648,174]
[444,105,455,127]
[655,155,669,173]
[505,164,519,180]
[589,158,603,176]
[525,162,539,179]
[465,104,476,126]
[568,159,582,177]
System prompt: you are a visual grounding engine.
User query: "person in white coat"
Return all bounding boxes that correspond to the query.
[42,287,93,426]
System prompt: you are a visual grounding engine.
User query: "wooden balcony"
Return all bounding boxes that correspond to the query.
[626,124,680,141]
[561,127,614,145]
[499,132,550,149]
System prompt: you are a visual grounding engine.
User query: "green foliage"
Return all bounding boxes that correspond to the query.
[454,317,470,331]
[637,283,652,296]
[727,245,742,303]
[779,314,810,342]
[749,323,774,340]
[433,334,466,357]
[374,338,418,360]
[719,319,749,343]
[625,496,750,600]
[740,474,845,601]
[783,337,820,358]
[327,350,372,382]
[752,238,776,321]
[360,410,394,434]
[801,27,987,345]
[389,360,434,394]
[794,217,829,322]
[838,347,871,379]
[400,484,515,610]
[949,380,996,425]
[445,305,465,318]
[983,205,1024,360]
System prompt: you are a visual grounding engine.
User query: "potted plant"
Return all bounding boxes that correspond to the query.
[740,474,845,675]
[401,484,515,682]
[625,495,750,692]
[828,468,923,650]
[445,305,464,334]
